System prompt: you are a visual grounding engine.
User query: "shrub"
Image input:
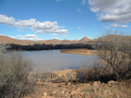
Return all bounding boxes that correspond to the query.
[0,44,34,98]
[75,65,104,83]
[93,32,131,81]
[75,32,131,83]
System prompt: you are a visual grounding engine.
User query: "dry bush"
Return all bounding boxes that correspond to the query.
[0,44,34,98]
[75,65,121,83]
[75,32,131,83]
[39,69,77,83]
[53,69,77,82]
[93,32,131,81]
[75,65,103,82]
[39,72,58,83]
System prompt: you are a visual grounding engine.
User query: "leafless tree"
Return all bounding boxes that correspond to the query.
[93,32,131,80]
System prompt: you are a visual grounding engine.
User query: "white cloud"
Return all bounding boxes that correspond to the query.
[54,37,59,39]
[77,27,81,29]
[0,14,68,34]
[15,19,36,28]
[105,23,130,28]
[32,21,68,34]
[8,36,17,39]
[55,29,68,34]
[81,0,86,5]
[0,14,15,26]
[50,33,58,36]
[110,23,120,27]
[88,0,131,24]
[16,34,38,40]
[120,25,129,28]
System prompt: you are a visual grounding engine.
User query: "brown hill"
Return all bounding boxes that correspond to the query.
[39,39,78,45]
[79,37,90,43]
[1,35,130,46]
[0,35,42,45]
[96,34,131,41]
[0,35,90,45]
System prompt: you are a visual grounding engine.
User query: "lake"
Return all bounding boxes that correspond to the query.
[19,50,98,72]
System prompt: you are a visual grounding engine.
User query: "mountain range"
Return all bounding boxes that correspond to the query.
[0,35,91,45]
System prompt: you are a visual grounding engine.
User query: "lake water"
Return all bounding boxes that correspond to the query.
[19,50,98,72]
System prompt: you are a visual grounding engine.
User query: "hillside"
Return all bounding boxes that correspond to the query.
[0,35,39,45]
[79,37,90,43]
[0,35,91,45]
[96,34,131,41]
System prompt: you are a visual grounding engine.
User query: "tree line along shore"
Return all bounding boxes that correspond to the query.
[7,43,94,51]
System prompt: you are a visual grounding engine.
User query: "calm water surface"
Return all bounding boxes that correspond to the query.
[19,50,98,72]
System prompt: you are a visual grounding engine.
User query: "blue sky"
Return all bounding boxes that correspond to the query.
[0,0,131,40]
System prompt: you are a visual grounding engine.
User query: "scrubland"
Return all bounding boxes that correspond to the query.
[0,32,131,98]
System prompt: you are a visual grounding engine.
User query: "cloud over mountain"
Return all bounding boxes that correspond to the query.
[0,14,68,34]
[16,34,38,40]
[15,19,36,28]
[31,21,68,34]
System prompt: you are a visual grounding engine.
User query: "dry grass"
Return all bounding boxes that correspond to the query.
[61,49,96,55]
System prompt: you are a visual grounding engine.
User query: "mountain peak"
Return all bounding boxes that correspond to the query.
[78,37,90,43]
[79,37,90,42]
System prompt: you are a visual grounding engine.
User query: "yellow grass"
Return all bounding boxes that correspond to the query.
[61,49,96,55]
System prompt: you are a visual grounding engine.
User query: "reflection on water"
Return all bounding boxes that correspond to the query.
[19,50,98,72]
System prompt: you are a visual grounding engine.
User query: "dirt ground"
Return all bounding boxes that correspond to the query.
[22,79,131,98]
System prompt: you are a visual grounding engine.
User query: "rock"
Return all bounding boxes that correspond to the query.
[58,84,63,87]
[43,92,47,96]
[52,91,57,95]
[76,87,81,91]
[86,83,91,87]
[93,81,101,92]
[93,81,101,87]
[108,80,117,86]
[61,90,65,94]
[102,82,106,86]
[65,82,71,86]
[71,91,76,95]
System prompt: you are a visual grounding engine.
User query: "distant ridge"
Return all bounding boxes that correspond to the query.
[0,35,39,45]
[0,35,91,45]
[96,34,131,41]
[1,35,130,46]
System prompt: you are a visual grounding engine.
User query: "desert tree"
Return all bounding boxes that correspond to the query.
[93,31,131,80]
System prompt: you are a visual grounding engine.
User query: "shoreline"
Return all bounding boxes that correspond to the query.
[22,69,131,98]
[61,49,96,55]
